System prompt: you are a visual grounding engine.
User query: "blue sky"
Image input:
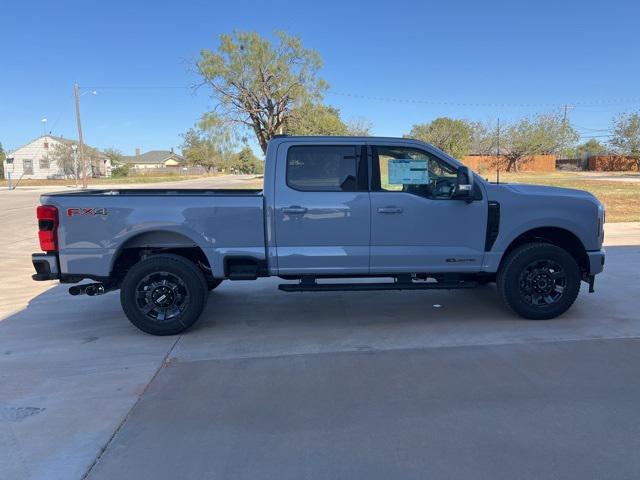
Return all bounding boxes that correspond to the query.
[1,0,639,155]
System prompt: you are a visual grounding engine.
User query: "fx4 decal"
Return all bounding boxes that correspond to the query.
[67,207,108,217]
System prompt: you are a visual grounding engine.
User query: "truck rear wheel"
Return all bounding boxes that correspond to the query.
[497,243,581,320]
[120,254,208,335]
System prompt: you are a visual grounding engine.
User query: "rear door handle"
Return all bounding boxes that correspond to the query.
[282,206,308,214]
[377,206,403,214]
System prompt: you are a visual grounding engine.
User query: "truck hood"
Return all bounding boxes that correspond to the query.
[499,183,598,202]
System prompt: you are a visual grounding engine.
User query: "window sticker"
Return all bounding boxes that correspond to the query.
[388,159,429,184]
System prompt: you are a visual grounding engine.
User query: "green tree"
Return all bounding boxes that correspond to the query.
[0,142,5,179]
[610,112,640,169]
[406,117,476,159]
[228,146,263,174]
[501,113,579,171]
[284,102,347,136]
[182,113,235,172]
[573,139,606,159]
[196,31,327,154]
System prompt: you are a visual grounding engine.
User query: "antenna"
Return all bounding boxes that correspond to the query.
[496,118,500,184]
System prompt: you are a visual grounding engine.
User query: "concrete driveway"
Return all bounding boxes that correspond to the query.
[1,184,640,479]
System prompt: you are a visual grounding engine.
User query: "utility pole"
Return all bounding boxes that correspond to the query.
[496,118,500,184]
[561,104,574,123]
[74,82,87,188]
[561,104,574,159]
[72,144,79,187]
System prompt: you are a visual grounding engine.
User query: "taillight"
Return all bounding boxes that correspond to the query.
[37,205,59,252]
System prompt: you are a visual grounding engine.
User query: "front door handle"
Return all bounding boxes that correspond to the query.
[377,206,403,214]
[282,206,308,215]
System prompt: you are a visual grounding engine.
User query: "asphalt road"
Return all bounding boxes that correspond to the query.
[1,181,639,479]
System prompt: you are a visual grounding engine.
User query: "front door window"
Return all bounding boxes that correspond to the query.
[375,147,458,199]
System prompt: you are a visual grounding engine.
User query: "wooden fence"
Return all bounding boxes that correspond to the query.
[587,155,639,171]
[462,155,556,172]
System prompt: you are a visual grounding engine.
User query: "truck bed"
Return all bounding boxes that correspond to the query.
[43,188,263,196]
[41,189,266,279]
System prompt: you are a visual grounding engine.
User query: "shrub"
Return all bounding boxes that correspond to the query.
[111,163,130,177]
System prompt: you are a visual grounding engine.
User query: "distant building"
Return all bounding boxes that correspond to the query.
[2,135,111,179]
[120,149,186,169]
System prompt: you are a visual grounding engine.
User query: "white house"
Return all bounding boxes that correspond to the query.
[3,135,111,180]
[120,148,186,169]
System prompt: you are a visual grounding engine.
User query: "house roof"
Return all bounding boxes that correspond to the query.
[121,150,185,164]
[47,135,77,146]
[8,135,106,158]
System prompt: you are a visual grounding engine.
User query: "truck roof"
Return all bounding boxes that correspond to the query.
[266,136,461,166]
[269,135,416,142]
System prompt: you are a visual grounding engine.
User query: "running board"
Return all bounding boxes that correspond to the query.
[278,281,478,292]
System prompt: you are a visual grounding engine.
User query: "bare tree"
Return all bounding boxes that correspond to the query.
[610,112,640,170]
[51,142,101,178]
[345,117,373,136]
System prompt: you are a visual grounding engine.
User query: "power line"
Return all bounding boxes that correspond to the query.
[574,125,612,132]
[327,91,640,108]
[70,85,640,109]
[85,85,190,90]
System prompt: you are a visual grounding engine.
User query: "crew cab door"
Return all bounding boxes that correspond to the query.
[274,142,370,275]
[369,143,487,273]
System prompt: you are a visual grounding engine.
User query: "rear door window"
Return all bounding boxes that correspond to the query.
[286,145,360,191]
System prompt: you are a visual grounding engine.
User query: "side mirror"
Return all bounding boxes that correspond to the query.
[453,165,474,201]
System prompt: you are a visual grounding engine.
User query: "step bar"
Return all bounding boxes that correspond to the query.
[278,280,478,292]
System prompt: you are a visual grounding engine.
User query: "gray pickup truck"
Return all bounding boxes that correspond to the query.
[32,136,605,335]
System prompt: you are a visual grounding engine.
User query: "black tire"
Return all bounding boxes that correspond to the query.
[497,243,581,320]
[120,254,208,335]
[207,278,223,291]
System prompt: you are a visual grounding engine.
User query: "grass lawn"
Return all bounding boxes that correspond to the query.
[495,172,639,223]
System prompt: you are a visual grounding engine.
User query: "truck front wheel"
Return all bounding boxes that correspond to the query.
[497,243,581,320]
[120,254,208,335]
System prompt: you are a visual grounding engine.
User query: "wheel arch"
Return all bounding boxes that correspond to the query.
[499,226,589,275]
[109,230,214,282]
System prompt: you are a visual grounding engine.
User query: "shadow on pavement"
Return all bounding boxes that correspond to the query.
[0,245,638,479]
